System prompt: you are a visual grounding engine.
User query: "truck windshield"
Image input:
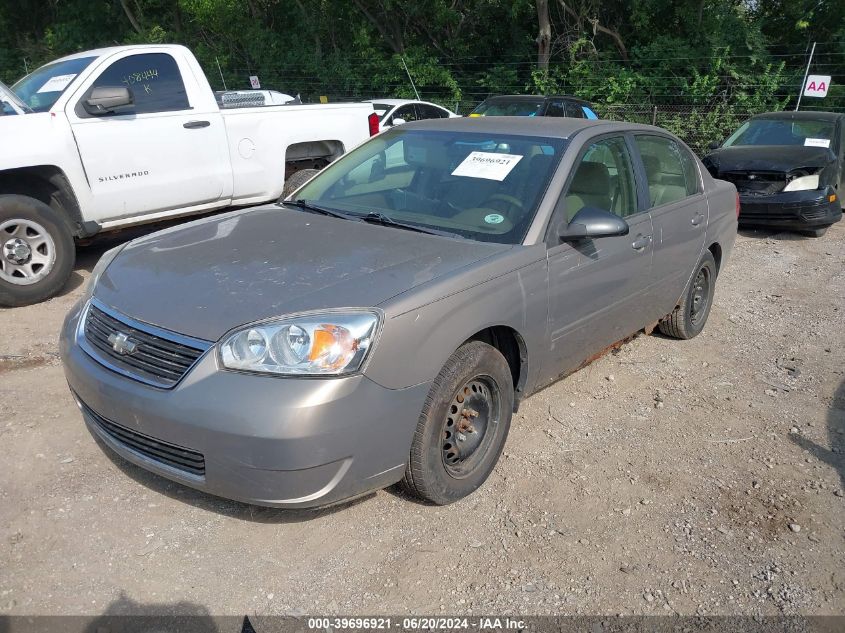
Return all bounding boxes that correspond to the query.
[0,81,29,115]
[12,56,96,113]
[724,118,835,148]
[293,128,565,244]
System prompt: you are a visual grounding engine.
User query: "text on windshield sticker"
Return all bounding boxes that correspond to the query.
[451,152,523,181]
[804,138,831,148]
[36,74,76,94]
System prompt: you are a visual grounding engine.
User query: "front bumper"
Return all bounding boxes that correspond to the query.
[59,301,430,508]
[738,186,842,230]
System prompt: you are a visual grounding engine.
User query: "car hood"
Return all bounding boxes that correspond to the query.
[94,205,511,341]
[703,145,836,175]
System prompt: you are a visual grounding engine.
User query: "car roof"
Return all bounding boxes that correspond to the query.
[396,116,662,139]
[751,110,844,122]
[365,99,415,106]
[481,94,590,104]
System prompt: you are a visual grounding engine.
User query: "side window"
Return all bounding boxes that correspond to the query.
[86,53,189,115]
[635,135,699,207]
[545,100,566,117]
[564,137,637,220]
[565,101,586,118]
[679,145,701,195]
[392,104,419,123]
[419,104,448,119]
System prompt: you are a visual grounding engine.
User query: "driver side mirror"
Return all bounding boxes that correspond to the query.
[557,206,629,242]
[84,86,133,115]
[707,140,722,151]
[390,117,406,127]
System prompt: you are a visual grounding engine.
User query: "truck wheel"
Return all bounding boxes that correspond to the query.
[658,250,716,340]
[0,195,75,307]
[401,341,513,505]
[281,169,320,199]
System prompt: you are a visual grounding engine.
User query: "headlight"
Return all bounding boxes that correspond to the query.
[80,243,126,302]
[219,310,381,376]
[783,173,819,192]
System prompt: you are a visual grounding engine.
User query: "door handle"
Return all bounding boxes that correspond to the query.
[631,235,652,251]
[691,212,705,226]
[183,120,210,129]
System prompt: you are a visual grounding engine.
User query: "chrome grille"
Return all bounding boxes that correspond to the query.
[82,301,209,388]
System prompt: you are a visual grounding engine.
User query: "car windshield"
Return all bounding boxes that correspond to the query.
[723,118,835,148]
[12,56,96,112]
[371,103,393,121]
[292,128,565,244]
[472,98,545,117]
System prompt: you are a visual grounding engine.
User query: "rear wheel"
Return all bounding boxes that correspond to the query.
[0,195,75,307]
[658,251,716,340]
[401,341,513,505]
[281,168,320,199]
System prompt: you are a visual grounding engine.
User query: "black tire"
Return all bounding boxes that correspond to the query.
[658,250,717,340]
[800,226,829,238]
[0,195,75,307]
[281,169,320,199]
[401,341,513,505]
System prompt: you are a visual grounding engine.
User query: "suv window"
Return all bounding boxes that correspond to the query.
[86,53,189,115]
[634,135,695,206]
[565,137,637,220]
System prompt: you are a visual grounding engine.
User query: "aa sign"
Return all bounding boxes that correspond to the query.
[803,75,831,98]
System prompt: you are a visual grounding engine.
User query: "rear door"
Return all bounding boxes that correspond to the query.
[631,134,707,314]
[542,134,654,381]
[65,50,230,222]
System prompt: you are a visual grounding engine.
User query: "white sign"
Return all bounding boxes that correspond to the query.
[804,137,831,148]
[249,75,261,89]
[803,74,831,98]
[451,152,523,181]
[36,74,76,94]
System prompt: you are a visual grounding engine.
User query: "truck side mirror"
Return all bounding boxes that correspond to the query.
[557,207,629,242]
[84,86,134,115]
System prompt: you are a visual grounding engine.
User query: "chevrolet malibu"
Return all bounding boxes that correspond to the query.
[61,118,738,508]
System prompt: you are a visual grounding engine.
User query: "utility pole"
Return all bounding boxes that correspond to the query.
[795,41,816,111]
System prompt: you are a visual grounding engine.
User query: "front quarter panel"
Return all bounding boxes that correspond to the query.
[365,246,549,396]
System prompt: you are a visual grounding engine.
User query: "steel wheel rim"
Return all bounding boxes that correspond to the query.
[0,219,56,286]
[689,266,711,325]
[441,375,501,479]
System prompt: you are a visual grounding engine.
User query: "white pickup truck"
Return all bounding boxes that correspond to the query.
[0,44,378,306]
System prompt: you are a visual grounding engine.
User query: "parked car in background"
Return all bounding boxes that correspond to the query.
[61,117,736,510]
[0,44,379,307]
[364,98,459,131]
[469,94,598,119]
[703,111,844,237]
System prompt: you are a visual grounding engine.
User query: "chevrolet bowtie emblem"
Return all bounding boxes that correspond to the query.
[108,331,137,355]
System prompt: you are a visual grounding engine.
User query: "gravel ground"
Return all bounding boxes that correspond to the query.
[0,221,843,619]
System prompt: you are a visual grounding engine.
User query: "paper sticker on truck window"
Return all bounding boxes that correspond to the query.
[451,152,523,181]
[36,74,76,93]
[804,138,831,148]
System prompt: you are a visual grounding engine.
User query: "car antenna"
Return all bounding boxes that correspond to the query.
[401,56,421,101]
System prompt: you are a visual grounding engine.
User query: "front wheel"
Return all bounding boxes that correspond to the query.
[658,250,717,340]
[0,195,75,307]
[401,341,513,505]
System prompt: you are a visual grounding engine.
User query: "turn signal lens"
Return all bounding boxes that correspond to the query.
[219,310,380,376]
[829,194,837,203]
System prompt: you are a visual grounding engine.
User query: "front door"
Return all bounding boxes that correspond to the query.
[542,135,654,384]
[65,50,230,223]
[632,134,707,314]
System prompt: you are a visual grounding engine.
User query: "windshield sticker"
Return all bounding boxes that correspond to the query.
[804,137,831,148]
[36,74,76,94]
[451,152,523,181]
[484,213,505,224]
